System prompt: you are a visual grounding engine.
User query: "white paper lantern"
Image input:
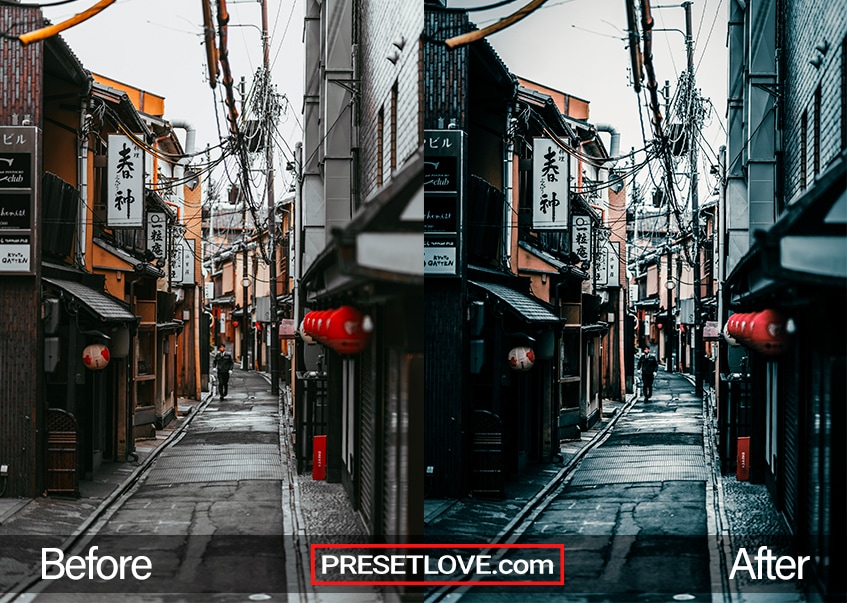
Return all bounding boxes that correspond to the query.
[82,343,111,370]
[508,346,535,371]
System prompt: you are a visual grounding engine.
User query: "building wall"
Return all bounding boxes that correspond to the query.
[358,0,422,203]
[0,6,43,498]
[782,0,847,202]
[423,8,469,130]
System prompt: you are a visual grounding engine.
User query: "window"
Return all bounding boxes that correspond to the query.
[813,86,821,176]
[800,111,808,191]
[377,108,384,187]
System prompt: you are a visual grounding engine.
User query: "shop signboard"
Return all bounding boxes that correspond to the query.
[0,126,38,275]
[532,138,570,230]
[425,130,465,276]
[571,214,592,264]
[107,134,144,228]
[146,211,167,260]
[598,241,620,287]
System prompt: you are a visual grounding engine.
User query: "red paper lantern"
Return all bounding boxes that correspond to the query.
[299,318,315,345]
[325,306,371,354]
[508,346,535,371]
[233,320,239,328]
[747,309,789,356]
[82,343,110,370]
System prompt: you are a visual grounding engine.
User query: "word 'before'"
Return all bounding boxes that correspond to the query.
[42,546,153,581]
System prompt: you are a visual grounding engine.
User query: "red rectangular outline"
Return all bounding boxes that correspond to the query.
[310,543,565,586]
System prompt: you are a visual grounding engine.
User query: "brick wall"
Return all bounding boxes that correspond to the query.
[0,6,44,497]
[358,0,423,203]
[782,0,847,203]
[0,6,43,126]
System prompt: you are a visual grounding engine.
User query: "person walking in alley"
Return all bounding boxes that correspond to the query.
[213,344,234,399]
[637,346,658,400]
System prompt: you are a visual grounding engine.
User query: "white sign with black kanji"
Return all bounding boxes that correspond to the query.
[532,138,569,230]
[146,212,167,260]
[107,134,144,228]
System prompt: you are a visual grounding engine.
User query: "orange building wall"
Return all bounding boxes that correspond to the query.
[91,73,166,117]
[517,76,590,120]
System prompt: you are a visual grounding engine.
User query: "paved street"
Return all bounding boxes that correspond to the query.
[425,370,807,602]
[0,367,377,603]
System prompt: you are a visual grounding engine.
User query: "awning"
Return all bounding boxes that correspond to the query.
[157,320,184,333]
[726,153,846,304]
[209,295,236,306]
[633,298,661,308]
[93,238,166,279]
[469,280,560,323]
[43,277,135,323]
[336,151,423,284]
[517,240,589,280]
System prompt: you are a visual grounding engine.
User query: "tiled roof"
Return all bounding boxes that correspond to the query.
[469,280,560,323]
[44,278,135,322]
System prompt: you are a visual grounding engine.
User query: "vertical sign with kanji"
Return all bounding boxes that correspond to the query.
[597,240,620,287]
[107,134,144,228]
[424,130,465,276]
[180,239,195,285]
[606,241,620,287]
[532,138,569,230]
[571,214,592,263]
[171,236,184,283]
[146,212,167,260]
[0,126,38,275]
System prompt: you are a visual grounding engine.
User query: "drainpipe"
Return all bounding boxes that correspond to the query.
[76,84,93,268]
[169,119,196,178]
[503,107,514,271]
[593,123,621,161]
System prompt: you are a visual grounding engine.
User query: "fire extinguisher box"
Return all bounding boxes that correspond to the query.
[737,436,751,481]
[313,435,327,480]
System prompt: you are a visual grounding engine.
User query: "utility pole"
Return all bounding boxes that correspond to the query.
[240,75,250,371]
[261,0,279,394]
[683,1,703,396]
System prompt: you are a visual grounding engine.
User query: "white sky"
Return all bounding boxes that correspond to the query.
[42,0,305,198]
[41,0,729,206]
[446,0,729,203]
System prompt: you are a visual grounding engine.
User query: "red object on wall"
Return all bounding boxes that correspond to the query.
[737,436,750,481]
[725,310,789,356]
[313,435,327,480]
[232,320,239,328]
[325,306,371,354]
[747,309,788,355]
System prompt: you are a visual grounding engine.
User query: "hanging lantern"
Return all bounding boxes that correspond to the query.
[722,322,740,346]
[233,320,240,329]
[82,343,110,370]
[747,309,789,356]
[299,319,315,345]
[508,346,535,371]
[325,306,371,354]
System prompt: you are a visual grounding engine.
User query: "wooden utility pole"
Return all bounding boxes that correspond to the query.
[683,1,703,397]
[261,0,279,394]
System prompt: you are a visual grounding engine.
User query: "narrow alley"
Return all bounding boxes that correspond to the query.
[426,369,805,602]
[0,368,374,603]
